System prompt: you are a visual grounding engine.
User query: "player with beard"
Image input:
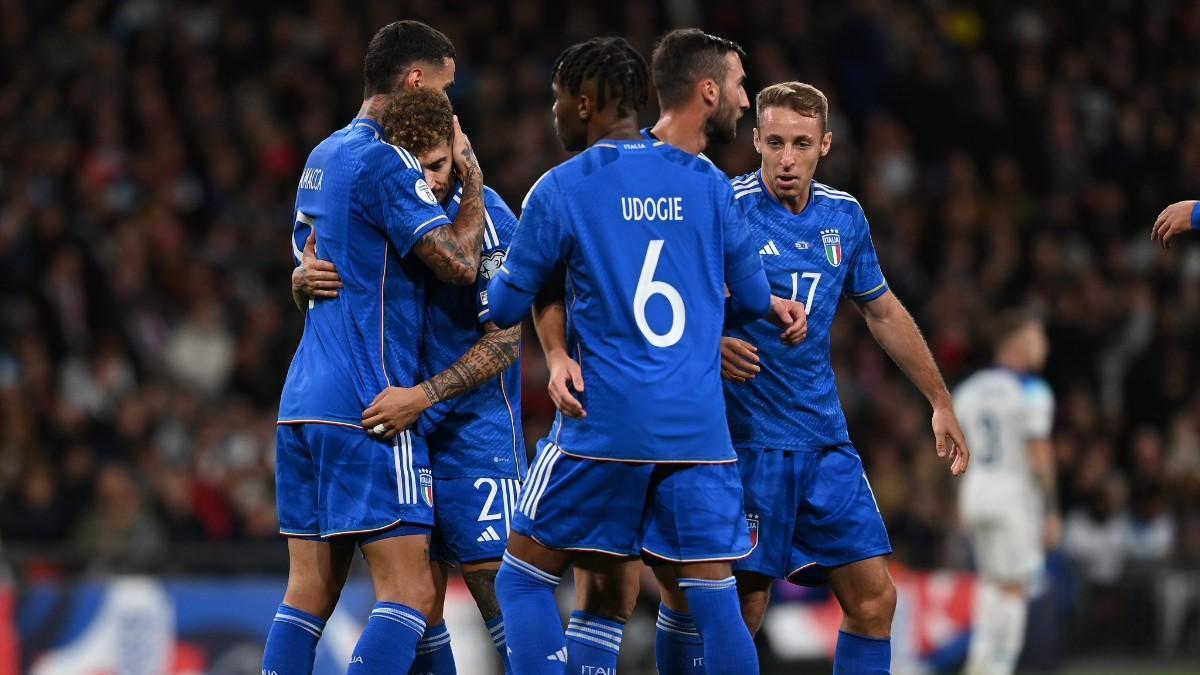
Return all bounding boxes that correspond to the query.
[294,86,525,674]
[488,36,806,675]
[528,30,776,674]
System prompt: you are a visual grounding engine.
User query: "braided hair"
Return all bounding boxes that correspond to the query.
[552,37,649,117]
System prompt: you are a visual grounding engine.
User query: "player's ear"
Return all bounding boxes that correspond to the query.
[577,93,592,122]
[820,131,832,157]
[403,67,422,89]
[752,127,761,154]
[699,79,719,108]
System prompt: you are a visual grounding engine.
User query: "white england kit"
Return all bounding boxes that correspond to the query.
[955,368,1054,582]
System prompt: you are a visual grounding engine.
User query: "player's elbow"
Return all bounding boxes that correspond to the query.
[487,278,533,329]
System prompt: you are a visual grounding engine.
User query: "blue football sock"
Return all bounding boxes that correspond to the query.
[485,615,514,674]
[679,577,758,674]
[565,610,623,674]
[348,601,426,674]
[495,551,567,674]
[263,603,326,675]
[409,622,455,674]
[655,603,706,674]
[834,630,890,675]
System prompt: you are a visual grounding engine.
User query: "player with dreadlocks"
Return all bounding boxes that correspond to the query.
[490,36,806,675]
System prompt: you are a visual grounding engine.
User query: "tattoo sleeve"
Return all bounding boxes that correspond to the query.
[413,163,487,285]
[419,322,521,406]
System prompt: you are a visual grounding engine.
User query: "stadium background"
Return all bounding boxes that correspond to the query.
[1,0,1199,672]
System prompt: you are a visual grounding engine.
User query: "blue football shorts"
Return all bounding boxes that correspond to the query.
[511,440,751,562]
[732,443,892,585]
[275,423,434,540]
[431,475,523,564]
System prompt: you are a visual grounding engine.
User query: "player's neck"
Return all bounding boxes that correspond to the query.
[650,110,708,155]
[590,117,642,145]
[764,174,811,215]
[995,351,1026,373]
[355,96,389,123]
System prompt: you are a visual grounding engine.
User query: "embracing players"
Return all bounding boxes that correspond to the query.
[486,36,806,675]
[267,20,494,675]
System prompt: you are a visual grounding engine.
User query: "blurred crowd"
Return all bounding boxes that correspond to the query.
[1,0,1200,652]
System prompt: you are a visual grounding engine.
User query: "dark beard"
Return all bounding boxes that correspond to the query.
[704,106,738,146]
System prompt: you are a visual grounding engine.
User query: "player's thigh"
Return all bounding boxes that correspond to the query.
[731,447,797,582]
[275,424,320,537]
[788,445,892,585]
[308,425,435,537]
[574,558,642,622]
[513,441,651,557]
[642,461,751,564]
[433,474,522,567]
[282,536,357,618]
[360,532,437,614]
[968,510,1041,584]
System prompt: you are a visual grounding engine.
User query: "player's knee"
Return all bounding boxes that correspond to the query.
[847,576,896,631]
[463,567,503,621]
[376,577,438,616]
[283,575,344,619]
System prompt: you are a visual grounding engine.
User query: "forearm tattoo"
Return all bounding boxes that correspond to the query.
[420,325,521,405]
[413,224,483,283]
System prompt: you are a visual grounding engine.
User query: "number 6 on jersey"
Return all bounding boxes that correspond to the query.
[634,239,686,347]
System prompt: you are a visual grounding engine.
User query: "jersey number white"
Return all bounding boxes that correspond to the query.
[294,210,316,310]
[474,478,502,522]
[634,240,686,347]
[789,271,821,315]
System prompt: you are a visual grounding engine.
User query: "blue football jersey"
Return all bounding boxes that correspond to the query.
[278,118,451,426]
[497,139,764,463]
[723,172,889,450]
[419,184,525,479]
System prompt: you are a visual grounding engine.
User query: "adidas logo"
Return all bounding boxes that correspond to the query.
[758,240,781,256]
[547,647,569,662]
[477,526,501,543]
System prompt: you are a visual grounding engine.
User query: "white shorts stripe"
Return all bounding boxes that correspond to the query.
[520,445,559,519]
[525,447,562,520]
[518,444,556,514]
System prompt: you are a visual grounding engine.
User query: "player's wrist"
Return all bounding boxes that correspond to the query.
[417,381,439,408]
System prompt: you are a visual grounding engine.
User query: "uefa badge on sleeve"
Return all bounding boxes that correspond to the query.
[821,229,842,267]
[419,469,434,507]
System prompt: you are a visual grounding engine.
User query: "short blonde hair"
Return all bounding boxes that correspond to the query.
[755,82,828,131]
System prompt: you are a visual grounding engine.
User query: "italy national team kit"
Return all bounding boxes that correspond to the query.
[724,170,893,584]
[422,184,527,564]
[276,118,449,541]
[497,138,765,562]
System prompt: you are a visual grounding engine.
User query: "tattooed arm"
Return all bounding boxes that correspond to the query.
[412,118,487,285]
[361,321,522,438]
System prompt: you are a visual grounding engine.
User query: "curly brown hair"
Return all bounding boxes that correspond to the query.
[381,87,454,157]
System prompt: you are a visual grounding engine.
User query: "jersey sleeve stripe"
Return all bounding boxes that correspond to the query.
[734,187,762,200]
[413,214,451,235]
[482,209,497,248]
[845,280,888,298]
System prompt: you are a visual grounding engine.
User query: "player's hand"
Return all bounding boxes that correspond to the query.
[1043,511,1062,550]
[362,386,433,440]
[721,337,760,382]
[546,351,586,418]
[932,405,969,476]
[451,115,482,179]
[765,296,808,345]
[1150,199,1197,249]
[293,231,343,299]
